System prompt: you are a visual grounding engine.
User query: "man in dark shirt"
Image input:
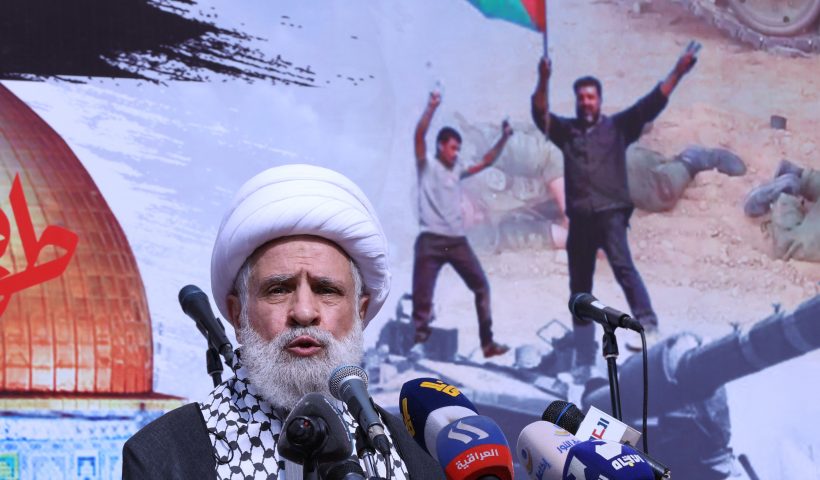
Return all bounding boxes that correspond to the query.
[530,49,697,368]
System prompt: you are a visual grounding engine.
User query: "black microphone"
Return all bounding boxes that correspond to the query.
[569,292,644,332]
[178,285,236,368]
[319,456,366,480]
[277,393,354,467]
[328,365,391,457]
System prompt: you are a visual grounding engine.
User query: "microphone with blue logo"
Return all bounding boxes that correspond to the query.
[516,421,582,480]
[562,439,654,480]
[543,401,669,479]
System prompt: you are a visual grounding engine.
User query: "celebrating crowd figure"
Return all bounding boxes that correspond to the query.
[410,90,514,358]
[529,46,699,373]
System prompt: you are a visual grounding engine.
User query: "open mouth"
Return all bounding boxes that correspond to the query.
[285,336,324,357]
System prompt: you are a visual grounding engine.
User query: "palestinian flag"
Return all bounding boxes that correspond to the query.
[467,0,546,32]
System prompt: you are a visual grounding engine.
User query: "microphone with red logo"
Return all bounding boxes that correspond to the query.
[516,420,582,480]
[436,415,513,480]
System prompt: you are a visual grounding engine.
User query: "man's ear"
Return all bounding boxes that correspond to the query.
[227,293,242,335]
[358,294,370,324]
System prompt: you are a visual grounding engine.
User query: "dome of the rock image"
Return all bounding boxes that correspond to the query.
[0,83,152,394]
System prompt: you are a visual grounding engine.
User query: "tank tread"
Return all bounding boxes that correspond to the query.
[669,0,820,55]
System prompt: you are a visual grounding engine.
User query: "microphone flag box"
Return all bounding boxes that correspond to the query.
[575,406,641,446]
[399,378,478,457]
[436,415,513,480]
[517,421,581,480]
[563,439,654,480]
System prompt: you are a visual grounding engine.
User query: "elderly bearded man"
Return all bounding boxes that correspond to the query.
[123,165,443,479]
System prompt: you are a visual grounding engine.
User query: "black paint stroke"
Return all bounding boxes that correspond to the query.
[0,0,316,85]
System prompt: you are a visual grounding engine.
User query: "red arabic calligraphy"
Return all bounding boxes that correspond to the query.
[0,174,79,316]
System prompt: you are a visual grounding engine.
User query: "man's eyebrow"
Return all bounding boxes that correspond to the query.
[257,273,296,290]
[311,276,347,291]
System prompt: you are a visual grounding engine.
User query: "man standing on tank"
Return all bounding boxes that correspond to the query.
[411,90,513,358]
[530,48,698,369]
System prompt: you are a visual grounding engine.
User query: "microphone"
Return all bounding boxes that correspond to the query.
[318,456,366,480]
[568,293,644,332]
[277,393,353,467]
[563,439,654,480]
[545,402,641,446]
[516,421,581,480]
[328,365,391,457]
[178,285,236,368]
[435,415,513,480]
[399,377,479,459]
[543,401,669,479]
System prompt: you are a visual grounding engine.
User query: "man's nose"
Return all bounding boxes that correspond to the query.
[288,287,319,327]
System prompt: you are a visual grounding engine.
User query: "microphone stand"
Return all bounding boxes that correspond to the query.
[355,427,379,479]
[206,346,224,387]
[601,324,623,420]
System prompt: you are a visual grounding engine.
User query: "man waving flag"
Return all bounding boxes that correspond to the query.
[466,0,547,50]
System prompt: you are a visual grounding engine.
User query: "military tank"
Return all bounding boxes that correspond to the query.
[664,0,820,54]
[371,293,820,479]
[453,116,566,253]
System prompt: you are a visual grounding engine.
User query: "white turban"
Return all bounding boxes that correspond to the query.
[210,164,390,326]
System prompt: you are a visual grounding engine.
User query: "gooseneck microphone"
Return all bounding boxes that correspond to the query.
[178,285,236,368]
[328,365,391,457]
[569,292,644,332]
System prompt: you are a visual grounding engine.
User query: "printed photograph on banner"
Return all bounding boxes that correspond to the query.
[1,1,818,479]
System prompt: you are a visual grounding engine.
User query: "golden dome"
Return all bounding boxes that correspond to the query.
[0,83,153,393]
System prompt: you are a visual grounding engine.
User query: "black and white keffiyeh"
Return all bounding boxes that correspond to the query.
[199,363,409,480]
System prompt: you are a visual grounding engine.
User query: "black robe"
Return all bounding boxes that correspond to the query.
[122,402,444,479]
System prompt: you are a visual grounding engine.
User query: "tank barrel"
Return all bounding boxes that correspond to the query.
[584,295,820,417]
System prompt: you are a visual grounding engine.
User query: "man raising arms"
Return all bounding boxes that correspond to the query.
[531,47,697,370]
[412,91,513,358]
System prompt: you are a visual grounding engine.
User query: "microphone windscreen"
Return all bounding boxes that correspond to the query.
[399,378,478,458]
[436,415,513,480]
[562,440,654,480]
[542,401,584,433]
[328,364,369,399]
[516,421,581,480]
[277,393,352,465]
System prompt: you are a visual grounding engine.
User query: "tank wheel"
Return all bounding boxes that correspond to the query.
[728,0,820,35]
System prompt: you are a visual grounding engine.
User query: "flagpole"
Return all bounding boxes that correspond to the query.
[542,0,549,118]
[542,0,548,57]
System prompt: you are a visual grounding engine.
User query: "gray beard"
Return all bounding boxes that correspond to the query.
[238,320,364,410]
